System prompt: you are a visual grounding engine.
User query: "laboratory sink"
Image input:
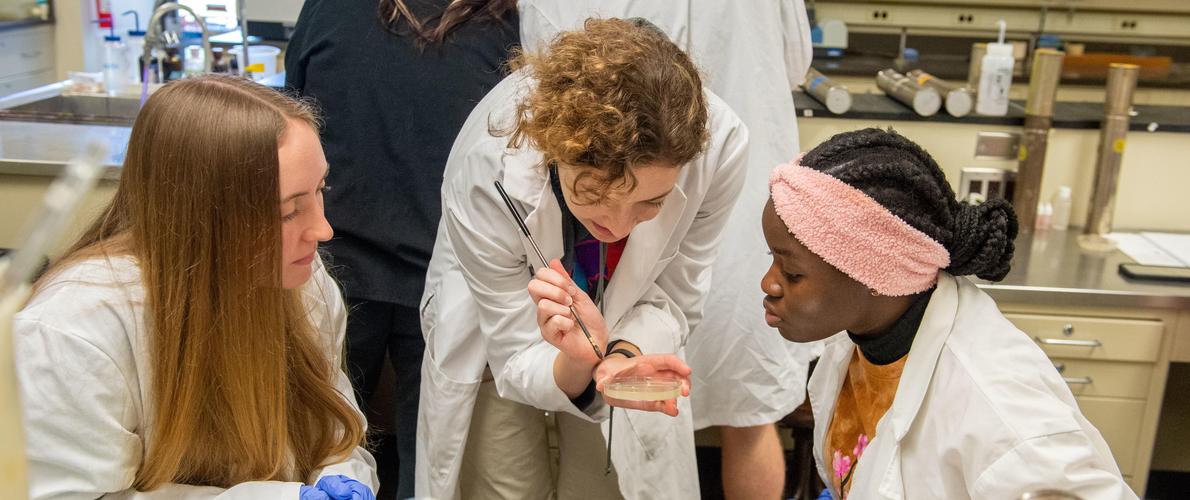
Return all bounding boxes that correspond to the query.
[0,94,141,126]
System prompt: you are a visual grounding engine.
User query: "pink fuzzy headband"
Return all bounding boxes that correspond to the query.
[768,155,950,296]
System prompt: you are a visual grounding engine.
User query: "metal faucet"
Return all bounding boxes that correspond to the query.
[150,0,252,76]
[142,1,213,81]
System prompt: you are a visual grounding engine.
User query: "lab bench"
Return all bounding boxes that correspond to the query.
[979,230,1190,495]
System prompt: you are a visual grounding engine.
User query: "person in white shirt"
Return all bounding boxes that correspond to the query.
[14,74,377,500]
[417,18,748,500]
[518,3,819,497]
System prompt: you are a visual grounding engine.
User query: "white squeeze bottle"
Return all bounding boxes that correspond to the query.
[101,28,129,96]
[976,20,1014,116]
[1050,186,1073,230]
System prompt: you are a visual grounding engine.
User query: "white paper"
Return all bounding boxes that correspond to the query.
[1106,233,1184,267]
[1141,232,1190,267]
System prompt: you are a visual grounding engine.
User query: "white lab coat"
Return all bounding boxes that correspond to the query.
[519,0,821,429]
[810,274,1136,500]
[13,257,377,500]
[415,71,748,499]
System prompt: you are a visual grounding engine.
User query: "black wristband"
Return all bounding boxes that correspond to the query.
[569,379,598,410]
[606,348,637,359]
[606,339,633,354]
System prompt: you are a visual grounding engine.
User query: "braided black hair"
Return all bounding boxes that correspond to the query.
[799,128,1018,281]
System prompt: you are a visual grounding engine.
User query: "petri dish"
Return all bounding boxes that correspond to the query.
[602,376,681,401]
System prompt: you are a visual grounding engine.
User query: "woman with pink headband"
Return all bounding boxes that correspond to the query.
[761,128,1135,499]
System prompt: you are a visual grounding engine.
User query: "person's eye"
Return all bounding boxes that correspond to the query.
[783,271,802,283]
[282,209,302,222]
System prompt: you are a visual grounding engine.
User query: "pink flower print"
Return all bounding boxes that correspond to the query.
[832,450,852,480]
[853,434,870,460]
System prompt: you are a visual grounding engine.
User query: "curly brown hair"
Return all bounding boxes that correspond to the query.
[507,17,709,203]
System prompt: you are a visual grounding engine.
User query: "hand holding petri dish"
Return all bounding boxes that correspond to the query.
[595,353,691,414]
[602,375,682,401]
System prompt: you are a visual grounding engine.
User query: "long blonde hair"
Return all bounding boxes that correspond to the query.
[43,74,364,488]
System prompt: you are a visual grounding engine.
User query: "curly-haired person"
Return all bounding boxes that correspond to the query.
[416,18,748,500]
[761,128,1134,500]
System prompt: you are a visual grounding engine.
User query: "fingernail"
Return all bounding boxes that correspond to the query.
[566,295,573,306]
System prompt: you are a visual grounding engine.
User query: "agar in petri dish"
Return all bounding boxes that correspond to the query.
[602,376,681,401]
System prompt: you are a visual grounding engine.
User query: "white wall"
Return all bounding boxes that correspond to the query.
[245,0,303,24]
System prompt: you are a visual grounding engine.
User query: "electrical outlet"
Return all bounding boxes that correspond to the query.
[974,131,1021,161]
[959,167,1016,204]
[870,9,890,22]
[955,12,976,26]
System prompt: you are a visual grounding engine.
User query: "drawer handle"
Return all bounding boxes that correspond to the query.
[20,51,42,59]
[1063,376,1093,385]
[1035,337,1102,348]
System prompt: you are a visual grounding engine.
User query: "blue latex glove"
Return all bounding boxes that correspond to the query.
[315,475,376,500]
[299,485,331,500]
[816,488,835,500]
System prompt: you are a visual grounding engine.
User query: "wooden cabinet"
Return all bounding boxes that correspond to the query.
[1001,306,1174,497]
[0,25,55,96]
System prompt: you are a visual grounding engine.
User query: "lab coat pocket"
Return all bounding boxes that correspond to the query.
[419,283,439,341]
[622,408,678,460]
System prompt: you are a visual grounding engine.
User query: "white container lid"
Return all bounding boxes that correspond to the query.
[945,90,973,117]
[825,88,852,115]
[913,88,942,116]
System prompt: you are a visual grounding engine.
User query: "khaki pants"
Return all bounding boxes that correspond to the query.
[460,374,623,500]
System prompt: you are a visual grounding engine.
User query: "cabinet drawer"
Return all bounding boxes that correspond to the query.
[1004,313,1163,362]
[1076,397,1145,477]
[1049,358,1153,399]
[0,26,54,79]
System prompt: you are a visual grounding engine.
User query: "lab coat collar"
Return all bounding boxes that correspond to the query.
[499,148,567,271]
[810,273,958,492]
[810,330,853,490]
[602,184,686,328]
[886,272,957,442]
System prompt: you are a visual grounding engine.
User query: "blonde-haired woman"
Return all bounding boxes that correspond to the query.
[14,75,377,499]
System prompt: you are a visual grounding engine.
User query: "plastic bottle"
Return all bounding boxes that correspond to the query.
[1034,201,1053,231]
[99,25,128,96]
[975,20,1014,116]
[123,10,146,84]
[184,46,206,76]
[1050,186,1073,230]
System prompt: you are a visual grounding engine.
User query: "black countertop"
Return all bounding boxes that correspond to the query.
[794,91,1190,133]
[814,53,1190,90]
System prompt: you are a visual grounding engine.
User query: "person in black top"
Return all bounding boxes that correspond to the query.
[285,2,518,498]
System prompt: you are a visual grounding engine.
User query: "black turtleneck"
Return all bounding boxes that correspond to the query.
[847,288,935,365]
